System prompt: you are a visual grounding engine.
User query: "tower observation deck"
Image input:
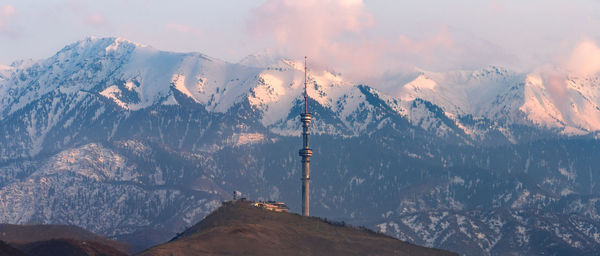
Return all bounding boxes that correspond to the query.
[299,57,313,216]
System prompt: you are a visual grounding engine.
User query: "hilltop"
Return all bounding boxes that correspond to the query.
[138,200,457,256]
[0,224,128,253]
[14,239,127,256]
[0,241,24,256]
[0,224,128,255]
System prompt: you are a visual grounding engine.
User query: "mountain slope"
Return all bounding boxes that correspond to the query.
[138,200,457,256]
[16,239,126,256]
[0,241,25,256]
[0,224,128,253]
[1,37,600,255]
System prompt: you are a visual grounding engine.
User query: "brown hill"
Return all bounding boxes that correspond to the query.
[0,224,129,254]
[113,228,172,254]
[138,200,457,256]
[0,224,128,252]
[0,240,26,256]
[16,239,127,256]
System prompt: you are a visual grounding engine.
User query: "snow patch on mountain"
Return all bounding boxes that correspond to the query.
[171,74,198,103]
[100,86,129,109]
[227,133,265,146]
[519,74,566,129]
[31,143,139,182]
[0,64,13,76]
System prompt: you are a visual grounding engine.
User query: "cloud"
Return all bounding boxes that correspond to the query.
[564,39,600,77]
[537,39,600,117]
[85,13,106,27]
[541,68,569,112]
[1,5,15,16]
[248,0,373,44]
[0,5,16,29]
[488,2,504,12]
[247,0,377,79]
[166,23,192,33]
[246,0,515,83]
[165,23,203,37]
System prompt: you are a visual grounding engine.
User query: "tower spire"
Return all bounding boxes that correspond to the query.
[299,56,313,216]
[304,56,308,114]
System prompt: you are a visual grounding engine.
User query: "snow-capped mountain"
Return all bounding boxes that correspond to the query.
[1,37,600,255]
[391,66,600,136]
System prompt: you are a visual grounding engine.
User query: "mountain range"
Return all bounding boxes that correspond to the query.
[1,37,600,255]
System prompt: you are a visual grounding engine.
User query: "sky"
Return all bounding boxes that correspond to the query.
[1,0,600,82]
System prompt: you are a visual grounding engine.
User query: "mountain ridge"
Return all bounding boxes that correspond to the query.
[1,37,600,255]
[2,37,599,142]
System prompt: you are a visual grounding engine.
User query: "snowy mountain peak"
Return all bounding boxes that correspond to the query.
[238,48,289,68]
[0,64,13,80]
[0,64,12,71]
[80,36,148,51]
[9,59,35,69]
[57,37,143,58]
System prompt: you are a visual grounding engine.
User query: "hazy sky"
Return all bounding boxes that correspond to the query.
[1,0,600,80]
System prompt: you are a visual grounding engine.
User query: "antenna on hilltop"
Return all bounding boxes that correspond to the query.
[304,56,308,114]
[299,56,313,216]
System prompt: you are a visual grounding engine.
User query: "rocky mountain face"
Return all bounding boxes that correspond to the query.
[1,37,600,255]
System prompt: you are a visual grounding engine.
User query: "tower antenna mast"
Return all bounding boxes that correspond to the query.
[304,56,308,114]
[299,56,313,216]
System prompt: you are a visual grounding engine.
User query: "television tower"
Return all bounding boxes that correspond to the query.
[299,56,313,216]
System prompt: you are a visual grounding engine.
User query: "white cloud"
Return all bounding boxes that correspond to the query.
[565,39,600,77]
[536,39,600,118]
[246,0,514,83]
[0,5,16,29]
[85,13,106,26]
[247,0,377,79]
[165,23,202,37]
[1,5,15,16]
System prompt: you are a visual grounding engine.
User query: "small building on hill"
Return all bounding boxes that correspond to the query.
[252,201,289,212]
